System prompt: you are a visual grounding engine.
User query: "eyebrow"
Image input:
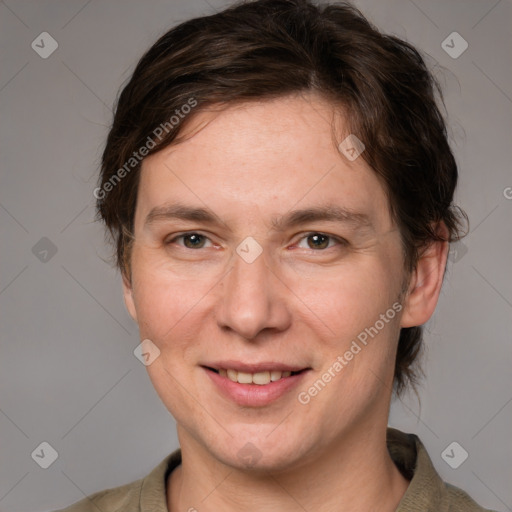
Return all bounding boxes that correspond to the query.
[270,205,373,232]
[144,203,221,227]
[144,202,373,232]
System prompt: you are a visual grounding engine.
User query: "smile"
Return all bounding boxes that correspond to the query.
[209,368,303,385]
[202,364,310,406]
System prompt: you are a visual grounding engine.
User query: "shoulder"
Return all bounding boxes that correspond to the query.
[443,483,498,512]
[53,478,144,512]
[388,428,496,512]
[53,450,181,512]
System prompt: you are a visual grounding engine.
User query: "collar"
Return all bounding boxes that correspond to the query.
[136,428,469,511]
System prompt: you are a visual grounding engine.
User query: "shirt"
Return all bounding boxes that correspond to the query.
[55,428,494,511]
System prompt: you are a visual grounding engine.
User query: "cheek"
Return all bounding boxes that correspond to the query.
[290,260,400,339]
[131,265,212,417]
[130,257,216,350]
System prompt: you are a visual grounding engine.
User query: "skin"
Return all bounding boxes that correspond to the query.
[122,93,448,511]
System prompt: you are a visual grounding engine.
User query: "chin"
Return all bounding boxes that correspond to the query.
[206,432,311,473]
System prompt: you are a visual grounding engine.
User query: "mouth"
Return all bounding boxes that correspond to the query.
[201,363,311,407]
[203,366,307,385]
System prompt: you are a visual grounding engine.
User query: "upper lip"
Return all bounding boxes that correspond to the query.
[202,360,309,373]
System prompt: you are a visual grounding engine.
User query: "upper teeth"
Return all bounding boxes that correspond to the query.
[219,369,292,385]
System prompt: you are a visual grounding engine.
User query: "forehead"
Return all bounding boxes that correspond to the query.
[136,94,393,232]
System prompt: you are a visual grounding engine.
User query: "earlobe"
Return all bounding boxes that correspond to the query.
[400,226,450,329]
[122,273,138,323]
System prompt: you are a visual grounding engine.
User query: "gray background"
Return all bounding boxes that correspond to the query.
[0,0,511,510]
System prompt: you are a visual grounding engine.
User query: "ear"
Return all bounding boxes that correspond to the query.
[400,223,450,328]
[122,272,138,323]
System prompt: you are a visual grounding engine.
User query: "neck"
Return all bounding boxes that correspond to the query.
[167,424,409,512]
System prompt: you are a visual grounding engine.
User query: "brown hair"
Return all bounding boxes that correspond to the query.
[97,0,466,394]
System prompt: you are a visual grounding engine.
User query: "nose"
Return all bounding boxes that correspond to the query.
[216,248,291,341]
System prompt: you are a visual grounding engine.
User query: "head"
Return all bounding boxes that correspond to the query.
[96,0,466,470]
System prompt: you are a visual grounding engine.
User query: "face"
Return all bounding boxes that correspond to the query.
[124,94,410,471]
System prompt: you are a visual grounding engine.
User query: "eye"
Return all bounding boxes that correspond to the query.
[169,233,213,249]
[296,232,344,250]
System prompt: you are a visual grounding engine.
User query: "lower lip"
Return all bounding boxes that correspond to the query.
[203,367,309,407]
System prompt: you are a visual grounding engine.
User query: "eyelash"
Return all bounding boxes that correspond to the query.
[294,232,347,250]
[166,232,347,251]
